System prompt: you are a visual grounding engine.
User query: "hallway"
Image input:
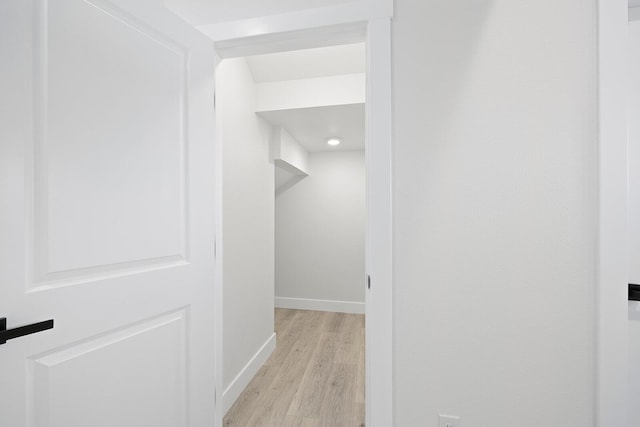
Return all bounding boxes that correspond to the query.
[224,309,365,426]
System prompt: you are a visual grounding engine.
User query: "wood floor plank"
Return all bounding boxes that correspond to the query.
[355,322,365,404]
[333,315,361,365]
[275,308,297,326]
[287,331,337,418]
[266,310,326,368]
[317,363,358,427]
[352,403,365,427]
[246,312,325,425]
[281,415,319,427]
[223,363,279,426]
[324,312,347,333]
[224,309,364,427]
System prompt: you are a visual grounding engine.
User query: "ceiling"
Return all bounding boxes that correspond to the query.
[248,43,365,152]
[632,0,640,7]
[246,43,365,82]
[166,0,357,26]
[258,104,364,152]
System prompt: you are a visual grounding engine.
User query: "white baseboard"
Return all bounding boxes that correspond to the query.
[223,332,276,415]
[275,296,365,314]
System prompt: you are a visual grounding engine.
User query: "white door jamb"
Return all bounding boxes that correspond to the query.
[596,1,629,425]
[202,6,394,427]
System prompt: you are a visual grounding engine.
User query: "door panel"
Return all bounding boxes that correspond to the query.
[36,0,188,284]
[0,0,217,426]
[30,309,187,427]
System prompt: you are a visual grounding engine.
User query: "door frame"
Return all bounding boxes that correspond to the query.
[199,4,393,426]
[596,0,629,425]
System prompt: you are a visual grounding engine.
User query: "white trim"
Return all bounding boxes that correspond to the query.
[596,1,629,426]
[275,297,365,314]
[222,332,276,416]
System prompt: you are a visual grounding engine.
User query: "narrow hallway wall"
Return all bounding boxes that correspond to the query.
[217,57,275,408]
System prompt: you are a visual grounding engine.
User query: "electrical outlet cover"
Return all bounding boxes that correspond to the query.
[438,414,461,427]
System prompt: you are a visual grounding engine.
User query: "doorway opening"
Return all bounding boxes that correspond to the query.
[216,41,367,426]
[210,17,393,427]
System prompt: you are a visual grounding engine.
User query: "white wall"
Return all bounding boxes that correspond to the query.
[217,58,274,396]
[166,0,359,26]
[628,16,640,427]
[392,1,596,426]
[271,127,310,175]
[174,0,603,424]
[255,74,365,111]
[275,151,365,312]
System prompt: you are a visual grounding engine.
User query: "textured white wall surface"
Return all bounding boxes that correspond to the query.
[183,0,601,423]
[271,127,309,175]
[217,58,274,390]
[392,1,596,425]
[275,151,365,304]
[166,0,359,25]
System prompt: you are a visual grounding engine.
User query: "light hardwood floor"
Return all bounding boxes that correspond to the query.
[224,309,365,427]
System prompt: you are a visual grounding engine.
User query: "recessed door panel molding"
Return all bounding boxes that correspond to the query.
[28,309,188,427]
[29,0,190,289]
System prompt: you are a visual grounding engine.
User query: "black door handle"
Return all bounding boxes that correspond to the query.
[0,317,54,345]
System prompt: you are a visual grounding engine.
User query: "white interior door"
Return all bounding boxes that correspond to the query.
[0,1,217,426]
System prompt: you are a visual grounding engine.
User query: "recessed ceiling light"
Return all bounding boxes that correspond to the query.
[327,137,341,146]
